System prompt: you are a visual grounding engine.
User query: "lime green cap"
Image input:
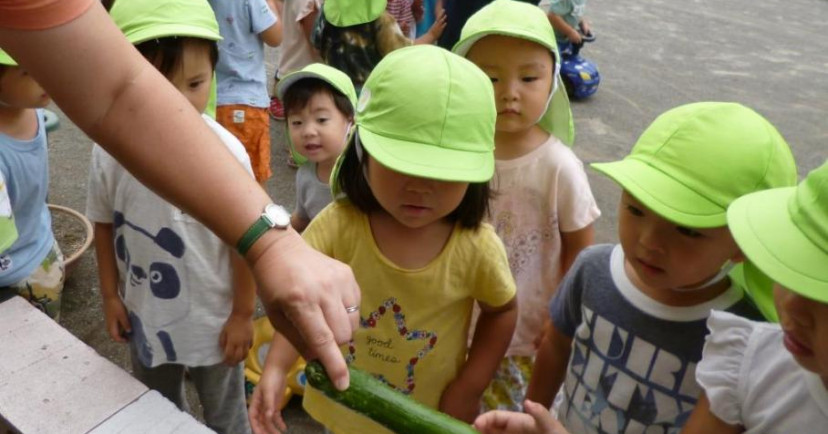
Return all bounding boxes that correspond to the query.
[332,45,496,194]
[592,102,797,228]
[276,63,358,108]
[0,49,17,66]
[110,0,222,44]
[728,161,828,306]
[324,0,387,27]
[452,0,574,146]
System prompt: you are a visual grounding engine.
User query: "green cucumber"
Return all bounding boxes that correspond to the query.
[305,361,479,434]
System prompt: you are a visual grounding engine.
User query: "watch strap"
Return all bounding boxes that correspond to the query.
[236,215,272,256]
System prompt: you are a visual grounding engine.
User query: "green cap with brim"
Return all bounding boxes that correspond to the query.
[110,0,222,44]
[276,63,358,108]
[0,49,17,66]
[592,102,797,228]
[324,0,387,27]
[331,45,496,195]
[452,0,574,146]
[276,63,357,167]
[728,161,828,307]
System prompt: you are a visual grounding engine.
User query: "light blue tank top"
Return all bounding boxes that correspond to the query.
[0,109,54,286]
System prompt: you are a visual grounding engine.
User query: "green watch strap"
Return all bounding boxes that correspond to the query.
[236,217,271,256]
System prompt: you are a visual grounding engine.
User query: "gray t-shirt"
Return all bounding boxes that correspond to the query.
[294,163,332,221]
[549,244,762,433]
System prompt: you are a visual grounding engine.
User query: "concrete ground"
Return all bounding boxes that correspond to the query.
[44,0,826,432]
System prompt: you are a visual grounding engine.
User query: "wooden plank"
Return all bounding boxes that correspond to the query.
[89,391,214,434]
[0,297,147,434]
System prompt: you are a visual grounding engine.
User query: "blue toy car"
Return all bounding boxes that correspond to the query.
[559,32,600,100]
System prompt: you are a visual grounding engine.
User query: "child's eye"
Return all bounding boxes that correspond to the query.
[189,80,205,90]
[676,227,703,238]
[488,77,498,83]
[317,117,329,123]
[290,120,302,127]
[625,205,644,217]
[522,76,539,83]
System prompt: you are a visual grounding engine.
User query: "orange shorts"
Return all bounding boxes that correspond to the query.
[216,105,272,183]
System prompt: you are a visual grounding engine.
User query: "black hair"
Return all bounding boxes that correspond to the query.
[0,65,7,80]
[135,37,218,79]
[337,133,492,229]
[283,78,355,120]
[101,0,116,11]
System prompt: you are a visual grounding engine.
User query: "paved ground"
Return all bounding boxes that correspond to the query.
[43,0,827,432]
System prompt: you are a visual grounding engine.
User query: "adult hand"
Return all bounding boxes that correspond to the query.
[473,400,570,434]
[249,229,360,391]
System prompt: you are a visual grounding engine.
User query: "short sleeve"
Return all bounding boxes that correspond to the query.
[696,310,754,426]
[294,0,320,22]
[549,247,593,337]
[553,147,600,233]
[85,145,115,224]
[301,201,345,256]
[248,0,278,34]
[470,226,516,308]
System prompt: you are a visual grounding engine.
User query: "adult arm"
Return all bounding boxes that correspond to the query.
[0,1,358,390]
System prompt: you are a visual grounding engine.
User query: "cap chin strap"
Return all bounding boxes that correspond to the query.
[671,261,736,292]
[533,58,562,125]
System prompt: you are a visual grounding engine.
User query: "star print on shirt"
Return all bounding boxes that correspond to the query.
[346,297,438,394]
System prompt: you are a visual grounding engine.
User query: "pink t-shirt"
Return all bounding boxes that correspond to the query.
[0,0,93,30]
[277,0,322,77]
[484,136,600,357]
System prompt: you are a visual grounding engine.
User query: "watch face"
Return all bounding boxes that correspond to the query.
[265,204,291,228]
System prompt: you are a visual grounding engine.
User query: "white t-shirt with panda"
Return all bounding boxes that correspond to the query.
[86,115,254,368]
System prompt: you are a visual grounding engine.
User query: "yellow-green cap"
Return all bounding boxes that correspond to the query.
[276,63,358,108]
[728,161,828,307]
[593,102,797,228]
[110,0,222,44]
[452,0,574,146]
[331,45,496,195]
[0,49,17,66]
[324,0,387,27]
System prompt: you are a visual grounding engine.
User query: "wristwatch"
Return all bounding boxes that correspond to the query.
[236,203,291,255]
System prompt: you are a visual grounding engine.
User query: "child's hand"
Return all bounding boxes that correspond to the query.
[565,28,582,45]
[102,295,131,343]
[578,19,591,37]
[438,377,482,423]
[219,313,253,366]
[248,365,290,434]
[473,400,570,434]
[426,11,447,41]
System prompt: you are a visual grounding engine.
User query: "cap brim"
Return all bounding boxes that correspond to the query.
[276,73,310,101]
[727,187,828,303]
[358,125,494,183]
[592,158,726,227]
[0,50,17,66]
[125,24,221,45]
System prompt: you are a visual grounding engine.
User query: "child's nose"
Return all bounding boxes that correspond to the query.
[638,223,666,253]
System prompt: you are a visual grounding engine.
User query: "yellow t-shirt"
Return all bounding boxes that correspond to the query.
[302,201,516,433]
